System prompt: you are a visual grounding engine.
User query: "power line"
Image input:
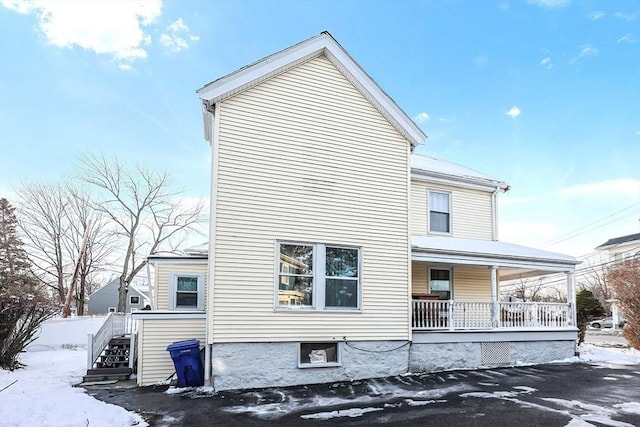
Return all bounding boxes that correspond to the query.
[543,202,640,247]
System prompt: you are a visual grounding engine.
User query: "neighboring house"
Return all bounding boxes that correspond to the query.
[595,232,640,265]
[129,32,580,391]
[87,278,150,314]
[595,232,639,327]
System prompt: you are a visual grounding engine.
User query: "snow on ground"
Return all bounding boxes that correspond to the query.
[570,344,640,365]
[0,317,146,427]
[2,316,640,426]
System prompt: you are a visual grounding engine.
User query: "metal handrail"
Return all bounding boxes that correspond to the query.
[86,312,127,369]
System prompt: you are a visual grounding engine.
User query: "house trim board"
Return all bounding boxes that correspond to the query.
[411,329,577,344]
[411,172,507,193]
[412,252,577,271]
[131,311,206,320]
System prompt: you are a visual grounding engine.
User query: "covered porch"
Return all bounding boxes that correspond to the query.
[411,236,580,332]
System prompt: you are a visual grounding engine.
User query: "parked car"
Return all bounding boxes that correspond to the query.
[589,317,626,329]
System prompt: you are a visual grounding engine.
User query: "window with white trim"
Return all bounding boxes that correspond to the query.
[129,295,140,305]
[428,191,451,233]
[429,268,452,300]
[169,273,205,310]
[277,242,360,310]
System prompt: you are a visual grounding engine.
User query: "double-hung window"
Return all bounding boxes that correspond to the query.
[428,191,451,234]
[277,242,360,310]
[169,273,205,310]
[429,268,451,300]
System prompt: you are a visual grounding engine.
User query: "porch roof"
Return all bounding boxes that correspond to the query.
[411,236,579,273]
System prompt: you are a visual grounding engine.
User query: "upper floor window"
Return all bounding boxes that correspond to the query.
[169,273,205,310]
[277,242,360,310]
[428,191,451,234]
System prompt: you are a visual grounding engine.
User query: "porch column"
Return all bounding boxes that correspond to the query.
[490,266,499,328]
[566,271,576,327]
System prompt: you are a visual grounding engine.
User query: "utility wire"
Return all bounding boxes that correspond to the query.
[543,202,639,247]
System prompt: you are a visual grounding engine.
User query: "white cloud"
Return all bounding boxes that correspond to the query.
[1,0,162,66]
[414,112,430,123]
[556,179,640,198]
[500,221,559,243]
[526,0,570,9]
[579,45,598,57]
[617,34,636,43]
[160,18,199,53]
[505,106,521,118]
[589,11,605,21]
[540,57,553,69]
[614,12,638,22]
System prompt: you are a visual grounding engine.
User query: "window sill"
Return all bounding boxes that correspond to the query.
[275,307,361,313]
[298,362,341,369]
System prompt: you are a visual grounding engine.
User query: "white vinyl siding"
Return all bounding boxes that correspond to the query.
[410,181,493,240]
[211,55,410,343]
[154,262,208,310]
[453,266,491,302]
[136,316,206,386]
[411,262,491,302]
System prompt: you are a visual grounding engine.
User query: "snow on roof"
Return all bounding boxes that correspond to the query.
[411,154,498,182]
[412,236,578,266]
[411,154,509,191]
[197,31,426,148]
[595,232,640,250]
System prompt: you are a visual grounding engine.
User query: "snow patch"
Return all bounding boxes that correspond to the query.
[614,402,640,415]
[0,349,146,427]
[301,407,384,420]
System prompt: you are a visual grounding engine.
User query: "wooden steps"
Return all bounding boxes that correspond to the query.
[83,336,132,383]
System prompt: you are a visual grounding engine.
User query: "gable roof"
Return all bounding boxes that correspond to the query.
[197,31,426,148]
[595,232,640,250]
[411,154,510,192]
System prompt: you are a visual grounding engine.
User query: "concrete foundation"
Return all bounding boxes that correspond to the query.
[210,333,577,391]
[211,341,409,391]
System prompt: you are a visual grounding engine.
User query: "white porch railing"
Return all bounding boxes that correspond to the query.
[498,302,569,328]
[87,312,138,369]
[412,300,570,330]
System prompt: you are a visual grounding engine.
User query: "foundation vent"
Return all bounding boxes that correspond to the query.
[481,341,511,365]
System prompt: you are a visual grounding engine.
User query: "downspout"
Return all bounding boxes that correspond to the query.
[202,101,217,387]
[146,261,154,309]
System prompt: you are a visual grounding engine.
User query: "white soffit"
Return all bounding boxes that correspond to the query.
[196,32,427,148]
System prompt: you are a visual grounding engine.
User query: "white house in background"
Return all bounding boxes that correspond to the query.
[595,232,640,264]
[126,32,580,391]
[595,232,639,327]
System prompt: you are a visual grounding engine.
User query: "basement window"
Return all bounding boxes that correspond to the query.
[299,342,340,368]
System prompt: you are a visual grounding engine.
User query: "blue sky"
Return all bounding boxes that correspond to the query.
[0,0,638,258]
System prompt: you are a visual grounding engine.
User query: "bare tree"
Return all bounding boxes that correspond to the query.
[17,182,70,302]
[16,182,112,313]
[579,255,614,314]
[79,154,205,312]
[511,277,547,302]
[64,185,114,314]
[606,258,640,350]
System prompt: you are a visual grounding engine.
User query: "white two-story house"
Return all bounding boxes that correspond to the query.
[120,32,580,391]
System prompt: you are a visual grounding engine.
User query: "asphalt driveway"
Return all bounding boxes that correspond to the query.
[85,362,640,426]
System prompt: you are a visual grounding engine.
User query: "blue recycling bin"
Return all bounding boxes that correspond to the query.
[166,339,204,387]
